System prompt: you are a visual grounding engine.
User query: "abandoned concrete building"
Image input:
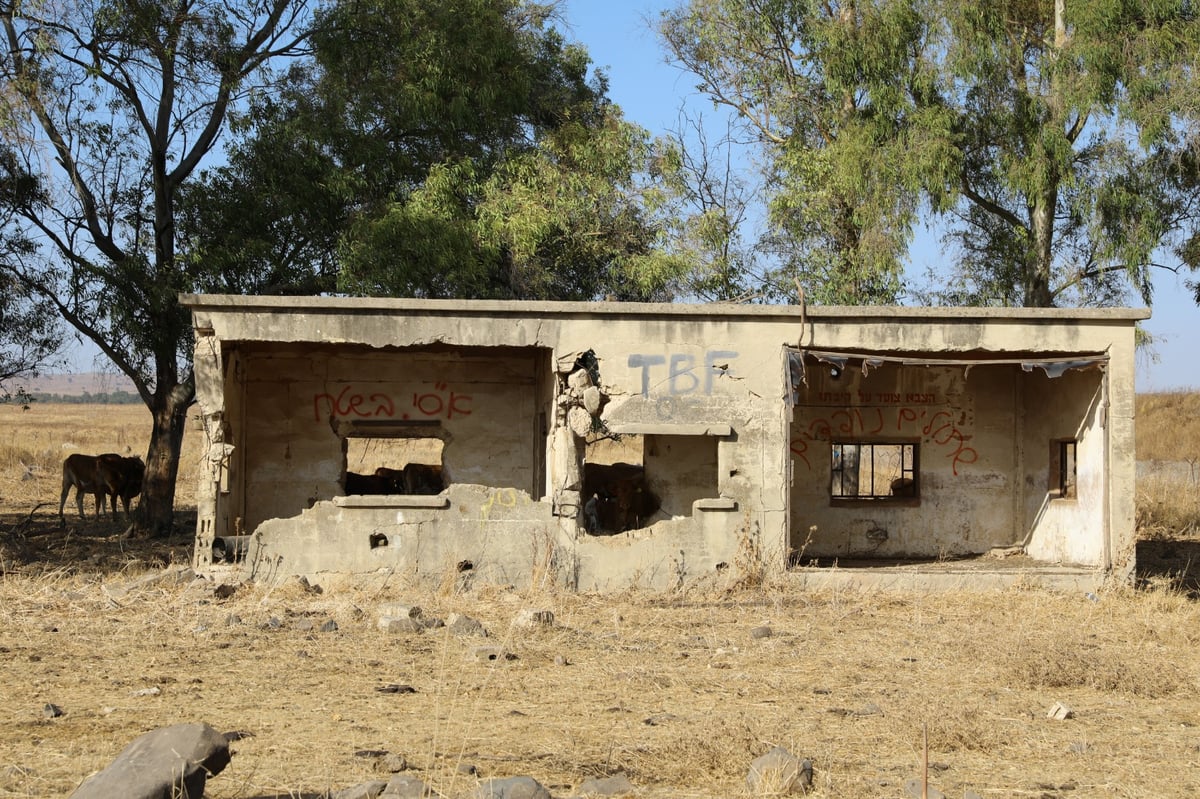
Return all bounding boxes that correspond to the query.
[181,295,1147,591]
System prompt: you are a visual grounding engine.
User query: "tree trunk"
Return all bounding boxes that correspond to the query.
[1026,193,1056,307]
[136,380,193,538]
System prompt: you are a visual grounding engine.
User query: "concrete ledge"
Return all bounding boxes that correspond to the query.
[784,566,1105,593]
[607,423,733,436]
[333,495,450,509]
[695,498,739,511]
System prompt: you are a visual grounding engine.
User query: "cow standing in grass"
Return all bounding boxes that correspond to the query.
[97,454,145,519]
[58,453,145,525]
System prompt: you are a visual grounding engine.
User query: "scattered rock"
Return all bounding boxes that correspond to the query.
[746,746,813,795]
[130,686,162,698]
[567,369,593,391]
[285,574,322,594]
[458,763,480,776]
[263,617,283,630]
[448,613,487,637]
[381,773,434,797]
[514,609,554,628]
[750,625,773,640]
[470,646,517,662]
[379,616,424,634]
[213,583,239,599]
[468,775,552,799]
[334,780,388,799]
[576,772,635,796]
[225,613,242,626]
[43,703,64,719]
[375,684,417,694]
[293,618,315,632]
[582,386,602,415]
[69,722,231,799]
[554,655,569,667]
[1047,701,1074,720]
[379,752,408,773]
[903,779,946,799]
[321,619,340,633]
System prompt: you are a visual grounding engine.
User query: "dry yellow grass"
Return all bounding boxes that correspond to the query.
[1,401,1199,798]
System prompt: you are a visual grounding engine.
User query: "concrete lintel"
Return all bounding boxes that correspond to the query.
[332,495,450,509]
[607,423,733,437]
[695,498,739,511]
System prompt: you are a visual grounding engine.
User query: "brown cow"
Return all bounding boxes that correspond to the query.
[96,454,145,519]
[346,465,445,496]
[58,452,143,524]
[59,453,107,523]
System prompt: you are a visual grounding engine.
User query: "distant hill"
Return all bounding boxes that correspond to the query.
[26,372,139,401]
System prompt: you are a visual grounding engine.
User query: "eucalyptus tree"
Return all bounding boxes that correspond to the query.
[660,0,1200,308]
[186,0,679,303]
[0,0,310,534]
[660,0,954,304]
[932,0,1200,307]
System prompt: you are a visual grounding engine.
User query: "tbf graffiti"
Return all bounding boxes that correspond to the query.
[628,350,739,397]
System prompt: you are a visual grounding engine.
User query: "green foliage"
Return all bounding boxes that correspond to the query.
[929,0,1200,306]
[190,0,673,301]
[661,0,1200,308]
[661,0,952,304]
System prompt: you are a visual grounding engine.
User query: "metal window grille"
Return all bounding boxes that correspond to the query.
[830,442,918,499]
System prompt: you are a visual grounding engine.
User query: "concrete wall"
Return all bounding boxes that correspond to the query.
[183,296,1145,589]
[790,359,1109,566]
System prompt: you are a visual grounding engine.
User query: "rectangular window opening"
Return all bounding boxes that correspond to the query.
[580,433,720,534]
[1051,439,1077,499]
[830,442,918,501]
[343,433,446,496]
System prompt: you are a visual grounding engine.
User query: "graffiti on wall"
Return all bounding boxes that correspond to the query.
[313,383,474,422]
[790,402,978,476]
[628,350,739,397]
[480,487,530,521]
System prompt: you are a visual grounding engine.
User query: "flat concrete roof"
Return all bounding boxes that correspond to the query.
[179,294,1152,323]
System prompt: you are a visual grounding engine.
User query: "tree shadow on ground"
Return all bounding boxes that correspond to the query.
[0,506,195,576]
[1136,536,1200,596]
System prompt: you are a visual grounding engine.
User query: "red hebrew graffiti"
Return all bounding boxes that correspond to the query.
[313,386,396,421]
[411,383,473,420]
[791,404,978,475]
[313,383,473,422]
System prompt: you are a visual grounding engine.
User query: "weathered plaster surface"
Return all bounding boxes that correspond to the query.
[182,295,1146,590]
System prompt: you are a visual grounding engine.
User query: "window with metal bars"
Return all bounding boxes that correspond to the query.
[830,442,919,501]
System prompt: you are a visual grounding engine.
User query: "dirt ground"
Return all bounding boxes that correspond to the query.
[2,404,1200,798]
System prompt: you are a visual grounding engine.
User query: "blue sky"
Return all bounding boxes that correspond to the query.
[562,0,1199,392]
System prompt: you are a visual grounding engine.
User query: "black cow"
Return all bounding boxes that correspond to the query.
[581,462,660,534]
[96,453,144,519]
[344,464,446,495]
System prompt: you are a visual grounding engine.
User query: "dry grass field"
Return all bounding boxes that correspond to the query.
[1,398,1200,798]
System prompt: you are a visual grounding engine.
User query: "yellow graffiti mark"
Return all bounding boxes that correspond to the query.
[479,488,525,522]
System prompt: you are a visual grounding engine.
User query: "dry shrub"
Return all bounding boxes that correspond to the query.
[1009,640,1184,698]
[1136,473,1200,540]
[620,714,763,786]
[1136,390,1200,462]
